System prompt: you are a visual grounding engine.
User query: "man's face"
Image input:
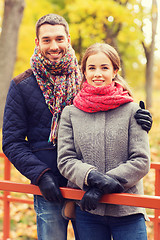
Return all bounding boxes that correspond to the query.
[35,24,71,62]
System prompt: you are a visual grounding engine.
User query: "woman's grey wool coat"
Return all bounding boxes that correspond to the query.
[57,102,150,219]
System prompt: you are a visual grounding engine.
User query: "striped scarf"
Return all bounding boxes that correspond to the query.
[31,44,81,144]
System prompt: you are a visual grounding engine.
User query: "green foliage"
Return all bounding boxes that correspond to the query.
[49,0,66,9]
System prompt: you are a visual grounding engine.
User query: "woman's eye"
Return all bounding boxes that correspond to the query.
[102,67,108,70]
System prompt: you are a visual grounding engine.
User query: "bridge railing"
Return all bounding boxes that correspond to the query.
[0,152,160,240]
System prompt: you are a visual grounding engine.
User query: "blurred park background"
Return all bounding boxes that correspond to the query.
[0,0,160,239]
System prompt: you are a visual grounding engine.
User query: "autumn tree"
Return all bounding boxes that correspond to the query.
[0,0,25,127]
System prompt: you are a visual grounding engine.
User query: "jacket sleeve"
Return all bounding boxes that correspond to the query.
[57,106,95,190]
[2,80,50,185]
[106,103,150,189]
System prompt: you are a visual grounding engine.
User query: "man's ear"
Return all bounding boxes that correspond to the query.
[68,34,71,44]
[35,38,39,47]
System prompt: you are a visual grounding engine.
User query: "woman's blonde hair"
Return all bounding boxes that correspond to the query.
[80,43,133,97]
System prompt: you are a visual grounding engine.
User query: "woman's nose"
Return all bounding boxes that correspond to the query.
[94,70,102,77]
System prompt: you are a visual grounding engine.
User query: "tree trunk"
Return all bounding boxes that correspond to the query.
[142,0,158,109]
[145,48,154,109]
[0,0,25,127]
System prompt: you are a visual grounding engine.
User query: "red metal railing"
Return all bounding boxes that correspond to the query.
[0,152,160,240]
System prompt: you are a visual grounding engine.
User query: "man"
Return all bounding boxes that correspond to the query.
[2,14,152,240]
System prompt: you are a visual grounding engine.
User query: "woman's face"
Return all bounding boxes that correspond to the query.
[84,52,117,87]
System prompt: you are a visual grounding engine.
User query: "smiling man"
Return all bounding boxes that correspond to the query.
[2,14,81,240]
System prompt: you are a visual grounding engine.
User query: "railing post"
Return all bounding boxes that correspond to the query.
[3,156,11,240]
[154,166,160,240]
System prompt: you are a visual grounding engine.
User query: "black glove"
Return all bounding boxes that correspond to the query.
[134,101,152,132]
[38,171,64,203]
[87,170,127,194]
[80,187,103,211]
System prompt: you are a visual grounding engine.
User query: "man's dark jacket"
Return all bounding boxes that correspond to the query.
[2,68,67,186]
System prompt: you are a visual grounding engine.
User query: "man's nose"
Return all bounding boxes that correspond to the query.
[50,40,58,50]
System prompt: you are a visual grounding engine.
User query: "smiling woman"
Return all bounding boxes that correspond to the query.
[57,42,151,240]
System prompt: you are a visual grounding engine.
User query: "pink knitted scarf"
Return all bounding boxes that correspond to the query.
[73,81,133,112]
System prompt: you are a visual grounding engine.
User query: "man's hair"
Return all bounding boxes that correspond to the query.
[36,13,69,39]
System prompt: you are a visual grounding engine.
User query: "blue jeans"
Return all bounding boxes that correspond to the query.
[34,195,79,240]
[75,205,147,240]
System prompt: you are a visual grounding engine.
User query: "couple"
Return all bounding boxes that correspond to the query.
[3,14,151,240]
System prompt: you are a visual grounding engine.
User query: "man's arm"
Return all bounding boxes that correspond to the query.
[2,80,49,185]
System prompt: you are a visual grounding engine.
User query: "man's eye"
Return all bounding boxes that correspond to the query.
[43,39,50,43]
[57,38,64,42]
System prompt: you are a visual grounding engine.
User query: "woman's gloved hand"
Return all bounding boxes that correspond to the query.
[38,171,64,203]
[80,187,103,211]
[87,170,127,194]
[134,101,153,132]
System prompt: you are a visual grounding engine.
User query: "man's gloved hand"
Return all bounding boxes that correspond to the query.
[134,101,153,132]
[80,187,103,211]
[38,171,64,203]
[87,170,127,194]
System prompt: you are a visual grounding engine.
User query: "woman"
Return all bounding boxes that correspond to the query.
[57,43,150,240]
